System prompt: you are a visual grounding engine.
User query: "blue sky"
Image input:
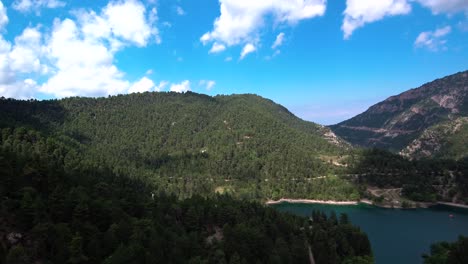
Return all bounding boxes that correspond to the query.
[0,0,467,125]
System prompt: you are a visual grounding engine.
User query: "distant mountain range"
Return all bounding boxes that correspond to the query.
[330,71,468,160]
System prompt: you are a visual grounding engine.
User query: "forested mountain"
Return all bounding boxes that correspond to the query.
[0,128,373,263]
[330,71,468,159]
[0,93,358,201]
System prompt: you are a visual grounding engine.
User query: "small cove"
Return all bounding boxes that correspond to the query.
[271,203,468,264]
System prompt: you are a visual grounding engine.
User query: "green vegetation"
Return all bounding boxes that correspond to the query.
[0,125,372,263]
[1,91,467,206]
[0,93,357,201]
[423,236,468,264]
[401,117,468,160]
[350,148,468,203]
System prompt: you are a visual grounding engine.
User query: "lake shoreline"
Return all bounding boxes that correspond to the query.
[266,198,468,210]
[266,198,359,205]
[437,202,468,209]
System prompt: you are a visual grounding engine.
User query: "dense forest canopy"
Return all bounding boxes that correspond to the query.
[0,92,467,204]
[0,120,373,263]
[0,93,358,201]
[1,88,468,263]
[423,236,468,264]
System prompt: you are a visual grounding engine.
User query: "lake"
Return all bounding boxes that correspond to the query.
[271,203,468,264]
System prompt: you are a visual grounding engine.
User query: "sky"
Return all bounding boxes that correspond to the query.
[0,0,467,125]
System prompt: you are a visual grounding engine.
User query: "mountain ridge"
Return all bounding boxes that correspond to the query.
[330,70,468,158]
[0,92,357,201]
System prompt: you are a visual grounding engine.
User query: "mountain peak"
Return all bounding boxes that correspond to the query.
[330,70,468,157]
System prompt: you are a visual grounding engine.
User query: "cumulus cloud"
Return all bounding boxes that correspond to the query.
[342,0,411,39]
[170,80,190,93]
[416,0,468,15]
[39,0,160,98]
[155,80,168,91]
[9,27,45,73]
[0,0,162,99]
[101,0,159,46]
[201,0,326,53]
[240,43,256,60]
[75,0,160,48]
[199,80,216,90]
[0,1,7,31]
[0,45,38,99]
[271,32,285,49]
[209,42,226,53]
[342,0,468,39]
[128,76,155,93]
[12,0,65,13]
[414,26,451,51]
[40,18,131,98]
[0,25,47,99]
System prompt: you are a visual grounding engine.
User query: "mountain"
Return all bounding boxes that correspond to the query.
[1,89,467,206]
[0,92,357,201]
[330,71,468,159]
[0,122,372,264]
[0,92,376,263]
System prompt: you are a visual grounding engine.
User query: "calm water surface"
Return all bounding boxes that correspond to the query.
[271,203,468,264]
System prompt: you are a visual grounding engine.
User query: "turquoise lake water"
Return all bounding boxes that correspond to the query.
[271,203,468,264]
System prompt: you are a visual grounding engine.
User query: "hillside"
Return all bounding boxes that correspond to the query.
[0,131,372,263]
[400,117,468,160]
[2,90,467,206]
[330,71,468,158]
[0,92,357,201]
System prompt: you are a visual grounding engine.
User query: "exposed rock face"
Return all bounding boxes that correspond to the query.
[318,125,350,148]
[330,71,468,157]
[400,117,468,159]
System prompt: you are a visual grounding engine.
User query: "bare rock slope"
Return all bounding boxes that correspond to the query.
[330,71,468,158]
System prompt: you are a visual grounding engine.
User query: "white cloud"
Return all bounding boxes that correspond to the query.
[9,27,45,73]
[155,80,168,91]
[0,0,162,99]
[415,0,468,15]
[145,69,153,75]
[342,0,468,39]
[342,0,411,39]
[102,0,159,47]
[209,42,226,53]
[0,26,47,99]
[414,26,451,51]
[271,32,285,49]
[0,1,8,31]
[0,32,40,99]
[0,78,38,99]
[40,18,130,98]
[201,0,326,53]
[225,56,232,62]
[76,0,159,48]
[240,43,256,60]
[12,0,66,13]
[170,80,190,93]
[199,80,216,90]
[176,6,185,16]
[38,0,160,98]
[129,76,155,93]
